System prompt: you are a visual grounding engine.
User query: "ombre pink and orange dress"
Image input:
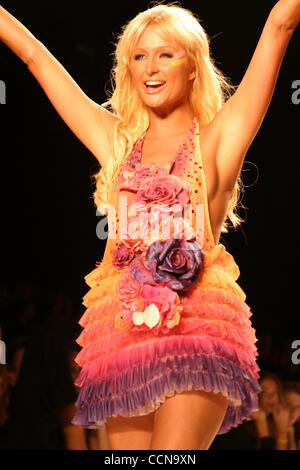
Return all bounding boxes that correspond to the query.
[71,119,261,434]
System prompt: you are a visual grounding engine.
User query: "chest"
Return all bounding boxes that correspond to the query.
[141,133,190,167]
[115,124,226,245]
[141,126,219,198]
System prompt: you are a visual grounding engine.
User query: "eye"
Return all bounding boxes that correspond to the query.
[134,54,145,60]
[160,52,173,58]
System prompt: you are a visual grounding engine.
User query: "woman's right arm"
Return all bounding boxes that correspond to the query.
[0,6,117,168]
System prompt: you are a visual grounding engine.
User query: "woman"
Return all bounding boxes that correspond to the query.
[252,372,296,450]
[283,381,300,449]
[0,2,299,450]
[0,324,10,430]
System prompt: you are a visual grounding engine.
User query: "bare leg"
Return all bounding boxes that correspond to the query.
[105,412,155,450]
[149,389,229,450]
[97,427,112,450]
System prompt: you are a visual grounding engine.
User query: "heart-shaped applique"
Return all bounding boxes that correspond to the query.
[132,303,160,329]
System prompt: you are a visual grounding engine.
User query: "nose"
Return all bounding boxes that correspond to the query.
[146,55,159,76]
[266,396,276,405]
[263,392,278,406]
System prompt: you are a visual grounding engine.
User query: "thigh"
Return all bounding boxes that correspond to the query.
[106,412,155,450]
[97,427,111,450]
[150,389,229,450]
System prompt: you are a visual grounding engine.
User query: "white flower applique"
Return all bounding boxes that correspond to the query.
[132,303,160,328]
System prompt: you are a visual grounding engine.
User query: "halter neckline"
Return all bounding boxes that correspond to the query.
[137,119,196,171]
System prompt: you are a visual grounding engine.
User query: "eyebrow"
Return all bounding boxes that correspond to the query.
[132,45,178,53]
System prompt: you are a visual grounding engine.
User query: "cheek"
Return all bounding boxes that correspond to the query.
[165,62,185,75]
[170,57,188,68]
[129,64,143,84]
[130,72,139,86]
[161,67,188,89]
[260,396,267,406]
[169,67,190,87]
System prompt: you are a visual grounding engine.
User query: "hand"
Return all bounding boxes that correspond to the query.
[252,408,270,438]
[288,406,300,426]
[252,408,267,422]
[272,404,290,433]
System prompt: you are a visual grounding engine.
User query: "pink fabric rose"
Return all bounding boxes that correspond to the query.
[134,175,190,209]
[116,271,143,308]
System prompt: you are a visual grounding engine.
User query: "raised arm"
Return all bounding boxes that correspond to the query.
[207,0,300,194]
[0,6,117,168]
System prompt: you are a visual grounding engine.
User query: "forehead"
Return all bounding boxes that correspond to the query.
[132,26,181,51]
[260,378,278,391]
[286,391,300,403]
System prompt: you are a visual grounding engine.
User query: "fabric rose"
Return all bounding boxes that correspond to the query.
[116,271,143,308]
[133,175,190,210]
[131,284,183,335]
[147,238,204,291]
[129,238,204,292]
[112,243,135,269]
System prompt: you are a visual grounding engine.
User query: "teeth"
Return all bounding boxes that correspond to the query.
[145,81,165,86]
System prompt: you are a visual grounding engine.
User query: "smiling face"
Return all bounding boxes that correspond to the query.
[284,391,300,424]
[259,378,280,414]
[129,26,196,114]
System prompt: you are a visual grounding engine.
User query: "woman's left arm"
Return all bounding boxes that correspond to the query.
[212,0,300,193]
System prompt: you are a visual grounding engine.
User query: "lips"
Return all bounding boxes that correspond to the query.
[144,80,167,94]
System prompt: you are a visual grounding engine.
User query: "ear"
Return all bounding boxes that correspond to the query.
[188,61,196,81]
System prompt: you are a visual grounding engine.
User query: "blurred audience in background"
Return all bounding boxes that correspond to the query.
[211,372,300,450]
[282,381,300,449]
[0,323,10,431]
[0,278,111,450]
[209,335,300,450]
[251,371,296,450]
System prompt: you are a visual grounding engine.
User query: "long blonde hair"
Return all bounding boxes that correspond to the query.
[93,2,244,233]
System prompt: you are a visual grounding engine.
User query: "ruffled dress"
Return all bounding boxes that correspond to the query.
[71,118,261,434]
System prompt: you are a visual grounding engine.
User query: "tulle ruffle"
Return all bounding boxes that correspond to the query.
[72,335,260,434]
[75,288,258,375]
[72,243,260,433]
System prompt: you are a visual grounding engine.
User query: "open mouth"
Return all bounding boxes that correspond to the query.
[144,81,167,93]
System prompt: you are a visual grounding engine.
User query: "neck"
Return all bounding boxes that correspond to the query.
[146,105,195,138]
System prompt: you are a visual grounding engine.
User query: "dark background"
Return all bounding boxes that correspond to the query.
[0,1,299,346]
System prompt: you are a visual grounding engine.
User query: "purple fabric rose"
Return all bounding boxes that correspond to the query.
[129,238,204,292]
[112,243,135,270]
